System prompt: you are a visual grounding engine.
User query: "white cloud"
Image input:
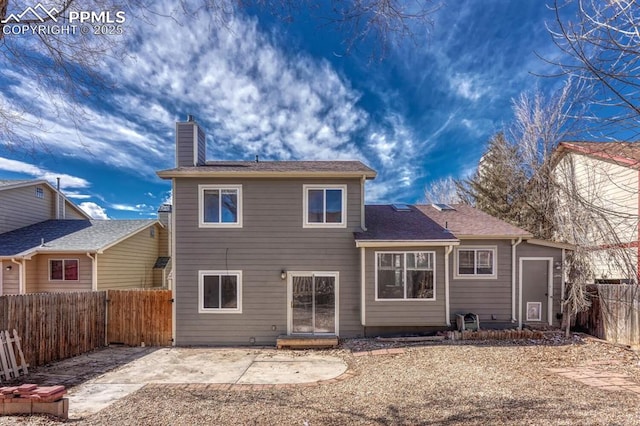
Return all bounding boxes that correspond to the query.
[114,9,367,162]
[79,202,109,220]
[64,191,92,200]
[449,73,488,102]
[0,156,90,189]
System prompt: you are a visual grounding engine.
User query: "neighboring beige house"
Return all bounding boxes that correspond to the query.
[0,179,172,294]
[553,142,639,283]
[0,219,169,294]
[0,179,90,234]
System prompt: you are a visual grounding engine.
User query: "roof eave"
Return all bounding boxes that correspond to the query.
[355,239,460,248]
[455,234,534,240]
[156,170,377,180]
[526,238,575,250]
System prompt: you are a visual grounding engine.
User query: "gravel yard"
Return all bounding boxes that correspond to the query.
[3,333,640,425]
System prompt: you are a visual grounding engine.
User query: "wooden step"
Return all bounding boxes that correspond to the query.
[276,335,338,349]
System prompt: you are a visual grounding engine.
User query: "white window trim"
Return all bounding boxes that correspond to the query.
[49,259,80,281]
[374,251,436,301]
[198,184,243,228]
[286,271,340,335]
[454,246,498,279]
[526,301,542,321]
[302,184,347,228]
[198,270,243,314]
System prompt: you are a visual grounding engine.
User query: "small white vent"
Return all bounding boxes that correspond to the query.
[432,203,455,211]
[391,203,411,212]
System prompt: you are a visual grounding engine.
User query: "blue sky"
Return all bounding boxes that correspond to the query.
[0,1,570,219]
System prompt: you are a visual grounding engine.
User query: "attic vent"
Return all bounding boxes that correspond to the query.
[391,203,411,212]
[432,203,455,211]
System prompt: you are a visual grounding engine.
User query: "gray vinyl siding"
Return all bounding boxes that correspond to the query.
[363,246,447,327]
[197,126,206,165]
[173,177,363,345]
[175,122,206,167]
[516,242,564,327]
[449,240,513,323]
[97,224,161,289]
[176,123,194,167]
[0,185,55,234]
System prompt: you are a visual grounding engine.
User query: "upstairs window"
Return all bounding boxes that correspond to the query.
[455,247,496,278]
[376,252,435,300]
[50,259,79,281]
[35,187,44,199]
[199,185,242,228]
[303,185,347,228]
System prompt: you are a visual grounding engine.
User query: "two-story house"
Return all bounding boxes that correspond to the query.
[159,117,570,345]
[0,180,171,294]
[553,141,639,283]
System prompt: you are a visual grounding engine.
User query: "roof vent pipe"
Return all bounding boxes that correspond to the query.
[56,177,61,220]
[255,155,259,163]
[187,114,194,122]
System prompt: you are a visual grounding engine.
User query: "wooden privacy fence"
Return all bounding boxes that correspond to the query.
[0,292,106,368]
[0,289,173,369]
[576,284,640,347]
[107,289,172,346]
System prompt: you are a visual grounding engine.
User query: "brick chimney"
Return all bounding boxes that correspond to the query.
[175,115,206,167]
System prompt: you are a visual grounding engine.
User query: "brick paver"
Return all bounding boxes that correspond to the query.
[547,364,638,394]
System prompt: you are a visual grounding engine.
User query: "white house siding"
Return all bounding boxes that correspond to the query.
[0,185,56,234]
[173,177,364,345]
[97,225,161,289]
[363,246,447,327]
[555,153,638,281]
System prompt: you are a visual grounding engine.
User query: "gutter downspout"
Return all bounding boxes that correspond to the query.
[11,259,24,294]
[360,175,367,231]
[360,246,366,328]
[444,245,453,326]
[511,238,523,323]
[171,178,177,346]
[560,248,566,314]
[56,178,60,219]
[86,253,98,291]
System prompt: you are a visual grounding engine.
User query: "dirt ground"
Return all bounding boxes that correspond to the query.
[3,334,640,425]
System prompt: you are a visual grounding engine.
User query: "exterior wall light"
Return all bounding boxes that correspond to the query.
[280,270,287,280]
[5,265,12,271]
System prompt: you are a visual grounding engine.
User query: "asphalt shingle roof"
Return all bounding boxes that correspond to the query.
[158,161,376,178]
[415,204,532,238]
[0,220,157,256]
[354,205,458,241]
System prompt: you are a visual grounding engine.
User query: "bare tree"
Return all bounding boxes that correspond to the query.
[0,0,438,152]
[424,176,461,205]
[547,0,640,138]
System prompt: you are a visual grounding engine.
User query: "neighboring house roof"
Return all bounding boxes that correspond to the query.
[157,161,377,179]
[0,179,32,188]
[354,205,458,246]
[0,179,92,220]
[555,141,640,169]
[0,219,158,257]
[415,204,533,239]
